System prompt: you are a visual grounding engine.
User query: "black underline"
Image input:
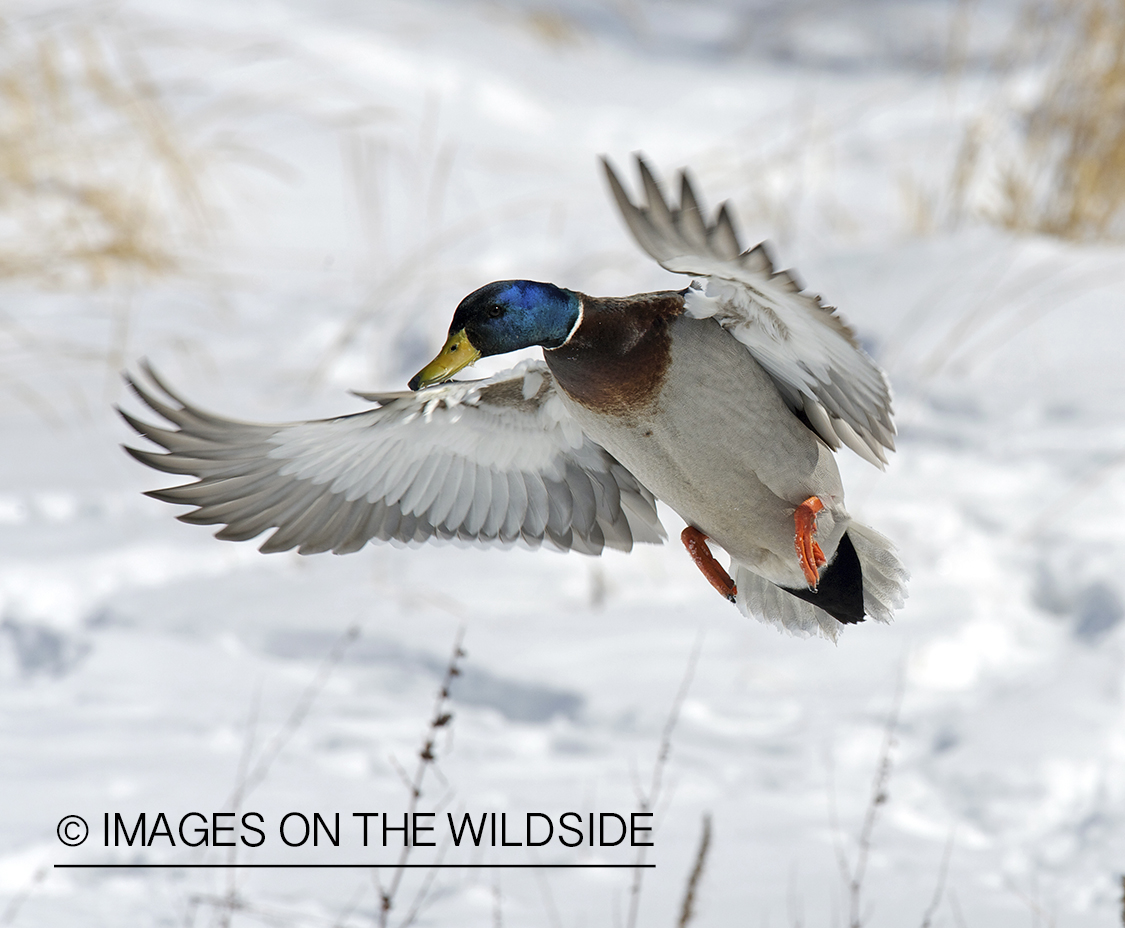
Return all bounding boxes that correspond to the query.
[54,863,654,870]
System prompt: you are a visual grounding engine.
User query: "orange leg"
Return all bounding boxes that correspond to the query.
[794,496,827,589]
[681,526,737,603]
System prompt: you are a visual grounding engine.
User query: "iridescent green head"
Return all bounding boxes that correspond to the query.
[410,280,580,390]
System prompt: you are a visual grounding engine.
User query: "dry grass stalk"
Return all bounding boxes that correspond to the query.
[624,632,704,928]
[828,681,904,928]
[910,0,1125,241]
[918,829,956,928]
[180,624,360,928]
[0,863,47,927]
[179,625,459,928]
[377,629,465,928]
[675,814,712,928]
[951,0,1125,240]
[225,626,361,810]
[0,15,207,288]
[1015,0,1125,239]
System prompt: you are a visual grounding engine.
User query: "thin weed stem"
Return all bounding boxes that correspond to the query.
[919,828,957,928]
[676,813,712,928]
[377,628,465,928]
[225,624,360,810]
[624,629,704,928]
[827,675,905,928]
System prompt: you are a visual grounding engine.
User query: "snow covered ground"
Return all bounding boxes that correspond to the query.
[3,0,1125,925]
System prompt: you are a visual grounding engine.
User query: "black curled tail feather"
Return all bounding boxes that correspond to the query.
[781,531,865,625]
[732,523,905,638]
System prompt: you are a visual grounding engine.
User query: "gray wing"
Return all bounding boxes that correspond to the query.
[602,154,895,468]
[120,361,666,556]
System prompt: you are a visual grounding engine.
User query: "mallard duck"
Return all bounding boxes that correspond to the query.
[121,156,906,638]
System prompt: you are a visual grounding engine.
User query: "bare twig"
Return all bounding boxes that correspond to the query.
[948,888,968,928]
[532,863,565,928]
[200,627,359,928]
[396,832,453,928]
[828,677,905,928]
[192,891,362,927]
[215,686,263,927]
[377,628,466,928]
[491,872,503,928]
[676,813,712,928]
[224,624,360,810]
[331,883,369,928]
[625,630,705,928]
[919,828,957,928]
[849,683,903,928]
[0,864,48,926]
[1003,873,1055,928]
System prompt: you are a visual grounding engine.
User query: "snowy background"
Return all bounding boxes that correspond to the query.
[2,0,1125,925]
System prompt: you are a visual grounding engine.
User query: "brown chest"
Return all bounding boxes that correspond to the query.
[543,291,684,418]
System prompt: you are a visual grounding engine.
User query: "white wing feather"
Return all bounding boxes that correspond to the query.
[121,361,665,556]
[603,155,895,467]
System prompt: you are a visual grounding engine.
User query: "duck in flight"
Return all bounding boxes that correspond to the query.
[122,156,907,639]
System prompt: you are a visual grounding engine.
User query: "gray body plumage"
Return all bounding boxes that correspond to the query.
[551,313,848,592]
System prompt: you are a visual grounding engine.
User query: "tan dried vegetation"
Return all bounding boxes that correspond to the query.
[0,14,206,288]
[996,0,1125,239]
[917,0,1125,241]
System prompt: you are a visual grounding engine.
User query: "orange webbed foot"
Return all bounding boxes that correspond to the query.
[794,496,826,589]
[681,526,737,603]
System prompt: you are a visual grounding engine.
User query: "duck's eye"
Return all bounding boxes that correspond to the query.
[488,304,504,319]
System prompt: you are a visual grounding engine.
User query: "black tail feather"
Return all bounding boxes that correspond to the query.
[781,531,865,625]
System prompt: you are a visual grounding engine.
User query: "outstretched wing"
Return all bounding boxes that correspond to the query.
[120,361,665,556]
[602,154,895,468]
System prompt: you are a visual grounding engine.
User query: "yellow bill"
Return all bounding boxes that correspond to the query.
[409,329,482,390]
